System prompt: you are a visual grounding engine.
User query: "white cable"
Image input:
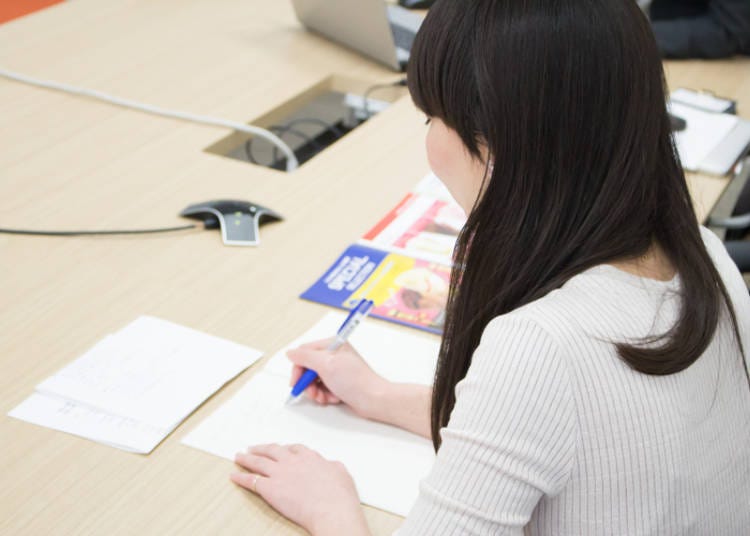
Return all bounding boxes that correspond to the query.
[0,67,299,171]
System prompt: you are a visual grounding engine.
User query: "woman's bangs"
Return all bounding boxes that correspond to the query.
[407,1,477,128]
[406,15,445,119]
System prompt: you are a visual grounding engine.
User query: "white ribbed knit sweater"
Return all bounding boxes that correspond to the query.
[398,227,750,535]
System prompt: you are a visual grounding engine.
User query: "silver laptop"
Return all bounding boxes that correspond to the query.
[291,0,423,71]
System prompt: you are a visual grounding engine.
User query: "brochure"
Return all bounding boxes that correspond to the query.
[361,191,465,265]
[301,174,463,334]
[301,244,451,334]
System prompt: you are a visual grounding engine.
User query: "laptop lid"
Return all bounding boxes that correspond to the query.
[291,0,402,71]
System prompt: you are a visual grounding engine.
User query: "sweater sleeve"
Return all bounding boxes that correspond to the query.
[397,317,578,535]
[651,0,750,58]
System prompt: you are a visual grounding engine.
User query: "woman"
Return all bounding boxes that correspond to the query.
[231,0,750,533]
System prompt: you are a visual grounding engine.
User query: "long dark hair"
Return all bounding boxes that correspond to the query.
[407,0,747,451]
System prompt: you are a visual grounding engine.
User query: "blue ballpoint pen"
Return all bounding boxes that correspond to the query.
[285,298,375,405]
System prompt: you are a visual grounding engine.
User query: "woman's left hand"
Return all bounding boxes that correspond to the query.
[231,443,370,536]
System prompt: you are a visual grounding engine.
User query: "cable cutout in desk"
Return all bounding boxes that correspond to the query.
[246,124,323,167]
[0,67,300,171]
[245,118,343,167]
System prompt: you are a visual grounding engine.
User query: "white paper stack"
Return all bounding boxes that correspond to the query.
[670,94,750,175]
[9,316,263,453]
[182,312,440,517]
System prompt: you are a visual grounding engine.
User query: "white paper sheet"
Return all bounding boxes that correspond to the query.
[8,393,170,453]
[670,101,739,171]
[262,311,439,385]
[182,312,440,516]
[36,316,259,429]
[9,316,263,453]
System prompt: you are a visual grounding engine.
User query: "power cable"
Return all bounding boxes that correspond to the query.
[0,67,299,171]
[0,224,200,237]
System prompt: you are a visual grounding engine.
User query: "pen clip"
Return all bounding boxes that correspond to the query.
[337,299,374,336]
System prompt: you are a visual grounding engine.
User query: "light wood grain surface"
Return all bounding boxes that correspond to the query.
[1,1,748,534]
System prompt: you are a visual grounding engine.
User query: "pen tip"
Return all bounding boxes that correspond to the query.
[284,394,296,406]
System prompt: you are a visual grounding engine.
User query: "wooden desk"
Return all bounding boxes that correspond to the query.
[1,1,748,534]
[669,59,750,222]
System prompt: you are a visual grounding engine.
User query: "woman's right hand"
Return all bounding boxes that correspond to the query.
[286,339,389,420]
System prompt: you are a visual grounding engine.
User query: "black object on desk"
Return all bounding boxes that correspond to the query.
[398,0,434,9]
[669,113,687,132]
[180,200,282,246]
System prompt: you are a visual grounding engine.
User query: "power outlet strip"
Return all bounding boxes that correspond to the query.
[344,92,391,120]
